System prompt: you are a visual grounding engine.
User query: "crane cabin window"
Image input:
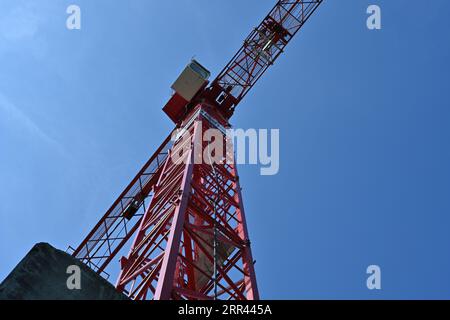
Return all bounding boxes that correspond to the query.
[189,60,211,80]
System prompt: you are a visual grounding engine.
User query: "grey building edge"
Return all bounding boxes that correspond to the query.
[0,242,129,300]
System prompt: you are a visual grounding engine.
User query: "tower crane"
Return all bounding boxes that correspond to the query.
[71,0,323,300]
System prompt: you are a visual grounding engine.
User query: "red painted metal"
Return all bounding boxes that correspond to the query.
[162,93,189,123]
[202,0,323,118]
[71,0,324,300]
[115,105,258,299]
[71,134,173,275]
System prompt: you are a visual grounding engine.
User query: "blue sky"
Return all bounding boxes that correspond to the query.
[1,0,450,299]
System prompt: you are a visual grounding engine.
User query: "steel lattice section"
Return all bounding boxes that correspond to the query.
[207,0,323,115]
[71,134,173,275]
[115,105,258,300]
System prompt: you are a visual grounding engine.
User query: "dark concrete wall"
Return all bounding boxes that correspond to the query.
[0,243,128,300]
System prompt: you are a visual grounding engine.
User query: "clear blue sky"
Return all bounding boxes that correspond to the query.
[1,0,450,299]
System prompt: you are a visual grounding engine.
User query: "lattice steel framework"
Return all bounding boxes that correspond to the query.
[71,0,324,300]
[204,0,323,117]
[71,135,173,276]
[115,105,258,300]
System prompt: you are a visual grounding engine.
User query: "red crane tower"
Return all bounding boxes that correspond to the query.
[71,0,323,300]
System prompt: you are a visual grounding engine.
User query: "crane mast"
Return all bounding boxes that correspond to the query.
[71,0,324,300]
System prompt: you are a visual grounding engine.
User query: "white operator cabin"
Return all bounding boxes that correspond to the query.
[171,59,211,102]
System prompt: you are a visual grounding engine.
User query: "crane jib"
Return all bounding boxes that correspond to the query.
[205,0,323,118]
